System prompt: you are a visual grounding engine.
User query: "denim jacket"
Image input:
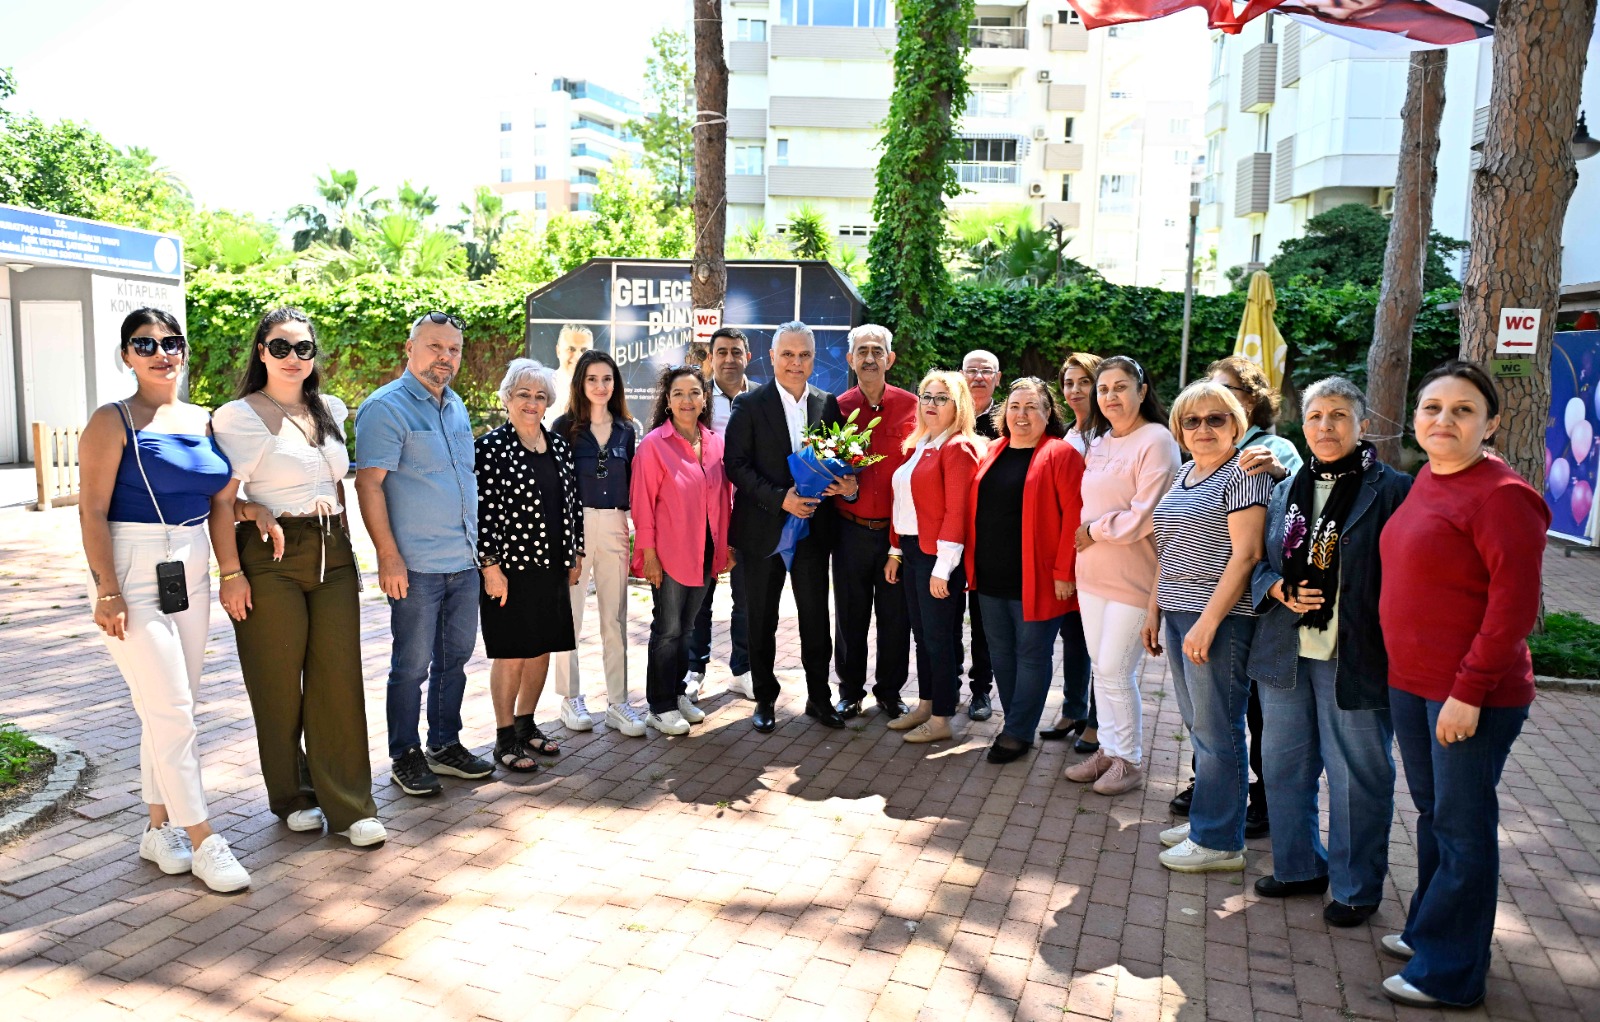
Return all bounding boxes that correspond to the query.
[1247,459,1412,710]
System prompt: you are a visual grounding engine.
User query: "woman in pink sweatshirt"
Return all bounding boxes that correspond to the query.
[1065,356,1182,795]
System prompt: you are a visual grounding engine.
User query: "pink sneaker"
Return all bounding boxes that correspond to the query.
[1065,749,1112,783]
[1092,756,1146,795]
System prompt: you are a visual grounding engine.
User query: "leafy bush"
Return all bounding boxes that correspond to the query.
[0,722,49,788]
[1529,611,1600,680]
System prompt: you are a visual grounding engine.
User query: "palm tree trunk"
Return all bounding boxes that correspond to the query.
[691,0,729,359]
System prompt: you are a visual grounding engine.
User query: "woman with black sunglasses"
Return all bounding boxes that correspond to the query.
[211,308,384,848]
[77,308,251,892]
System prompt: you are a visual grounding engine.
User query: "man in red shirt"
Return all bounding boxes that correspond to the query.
[832,324,919,720]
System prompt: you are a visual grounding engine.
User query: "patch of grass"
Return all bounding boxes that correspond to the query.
[0,722,50,787]
[1530,612,1600,679]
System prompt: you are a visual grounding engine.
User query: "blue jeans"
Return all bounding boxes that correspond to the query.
[386,569,479,759]
[646,571,711,714]
[688,561,748,676]
[1391,688,1528,1006]
[978,595,1064,745]
[1164,610,1254,851]
[1258,657,1395,906]
[902,544,967,717]
[1059,610,1096,728]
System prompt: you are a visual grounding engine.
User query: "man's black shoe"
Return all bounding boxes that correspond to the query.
[878,698,911,720]
[835,698,862,720]
[752,701,777,733]
[1245,799,1271,839]
[426,741,494,779]
[986,738,1032,764]
[1254,874,1330,898]
[805,701,846,728]
[1324,901,1379,928]
[967,692,993,721]
[1170,781,1195,816]
[391,747,443,797]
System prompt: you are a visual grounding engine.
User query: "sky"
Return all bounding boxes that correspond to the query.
[0,0,684,223]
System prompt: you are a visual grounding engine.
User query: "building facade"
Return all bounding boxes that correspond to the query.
[492,77,646,224]
[721,1,1205,288]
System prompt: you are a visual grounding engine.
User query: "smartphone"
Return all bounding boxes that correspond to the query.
[156,560,189,615]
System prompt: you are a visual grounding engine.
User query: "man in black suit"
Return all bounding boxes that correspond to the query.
[724,320,859,733]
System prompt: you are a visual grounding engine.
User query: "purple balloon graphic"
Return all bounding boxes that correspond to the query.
[1574,419,1595,465]
[1573,480,1595,530]
[1567,397,1587,436]
[1550,457,1572,501]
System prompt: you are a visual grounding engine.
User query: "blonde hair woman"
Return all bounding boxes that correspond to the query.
[884,371,986,743]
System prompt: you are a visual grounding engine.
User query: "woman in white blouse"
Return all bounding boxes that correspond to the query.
[211,309,384,848]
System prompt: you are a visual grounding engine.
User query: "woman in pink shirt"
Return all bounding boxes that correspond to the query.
[1066,356,1182,795]
[631,366,734,738]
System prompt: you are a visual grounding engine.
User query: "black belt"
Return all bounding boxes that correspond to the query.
[838,508,891,530]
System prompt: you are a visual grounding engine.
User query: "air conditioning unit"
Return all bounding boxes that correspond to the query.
[1378,189,1396,217]
[1032,125,1049,140]
[1028,180,1046,197]
[1037,70,1052,83]
[1042,11,1055,25]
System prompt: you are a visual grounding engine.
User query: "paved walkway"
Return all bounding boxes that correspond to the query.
[1,504,1599,1022]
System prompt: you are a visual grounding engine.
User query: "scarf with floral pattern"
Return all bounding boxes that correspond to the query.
[1280,440,1375,631]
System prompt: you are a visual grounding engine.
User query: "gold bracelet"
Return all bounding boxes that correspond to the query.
[219,570,246,582]
[97,592,123,602]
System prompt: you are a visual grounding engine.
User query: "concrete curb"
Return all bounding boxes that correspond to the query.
[0,735,86,847]
[1536,675,1600,693]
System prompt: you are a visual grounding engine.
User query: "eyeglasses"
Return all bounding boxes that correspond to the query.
[264,338,318,361]
[919,393,952,407]
[412,311,465,331]
[128,335,185,357]
[963,368,999,379]
[1180,412,1234,431]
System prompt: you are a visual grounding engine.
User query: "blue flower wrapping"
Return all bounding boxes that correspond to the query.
[772,446,856,569]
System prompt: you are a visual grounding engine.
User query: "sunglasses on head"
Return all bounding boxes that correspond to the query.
[413,311,465,331]
[128,335,185,358]
[264,338,318,361]
[1180,412,1233,431]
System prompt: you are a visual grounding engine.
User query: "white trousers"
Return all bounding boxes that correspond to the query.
[1079,591,1148,766]
[550,508,631,706]
[92,522,214,827]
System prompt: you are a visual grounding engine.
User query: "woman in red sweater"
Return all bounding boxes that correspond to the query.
[885,371,985,744]
[1377,361,1550,1010]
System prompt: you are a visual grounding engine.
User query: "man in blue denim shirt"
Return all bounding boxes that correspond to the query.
[355,312,494,796]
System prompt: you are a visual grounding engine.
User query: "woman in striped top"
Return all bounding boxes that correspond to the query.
[1143,380,1274,874]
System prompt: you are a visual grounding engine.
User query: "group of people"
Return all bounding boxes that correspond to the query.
[80,306,1547,1011]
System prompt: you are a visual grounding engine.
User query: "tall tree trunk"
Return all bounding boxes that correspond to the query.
[690,0,729,364]
[1368,49,1447,468]
[1458,0,1597,489]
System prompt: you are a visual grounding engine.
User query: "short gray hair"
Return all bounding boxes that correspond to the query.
[963,349,999,369]
[848,323,893,353]
[1301,376,1368,421]
[499,357,557,408]
[773,320,815,348]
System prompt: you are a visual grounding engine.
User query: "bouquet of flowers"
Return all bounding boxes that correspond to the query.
[774,409,884,568]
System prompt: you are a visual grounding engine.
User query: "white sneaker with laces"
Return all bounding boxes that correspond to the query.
[677,695,706,723]
[338,818,387,847]
[1159,821,1191,848]
[605,702,647,737]
[191,834,250,892]
[683,670,706,703]
[559,695,595,732]
[1381,934,1415,961]
[726,673,755,700]
[139,824,192,875]
[1158,838,1245,874]
[646,709,691,735]
[286,808,325,832]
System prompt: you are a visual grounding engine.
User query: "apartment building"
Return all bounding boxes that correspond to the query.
[721,0,1205,288]
[492,77,646,223]
[1201,19,1600,295]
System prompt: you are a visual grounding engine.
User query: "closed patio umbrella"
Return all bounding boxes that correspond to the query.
[1234,269,1286,391]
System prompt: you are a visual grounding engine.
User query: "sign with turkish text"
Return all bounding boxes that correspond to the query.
[1496,307,1542,354]
[693,307,722,347]
[91,275,187,404]
[0,203,183,279]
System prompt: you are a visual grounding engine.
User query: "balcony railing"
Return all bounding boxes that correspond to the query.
[953,162,1020,185]
[968,25,1027,49]
[571,118,632,141]
[963,91,1023,119]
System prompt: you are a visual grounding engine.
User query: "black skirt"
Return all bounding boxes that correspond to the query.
[480,564,577,659]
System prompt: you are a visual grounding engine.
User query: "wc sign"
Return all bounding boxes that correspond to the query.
[692,307,722,346]
[1496,307,1542,354]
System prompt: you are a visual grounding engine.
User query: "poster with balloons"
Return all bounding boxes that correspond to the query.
[1546,330,1600,544]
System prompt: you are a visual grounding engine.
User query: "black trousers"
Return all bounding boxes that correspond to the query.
[741,531,834,706]
[962,589,994,699]
[830,519,910,702]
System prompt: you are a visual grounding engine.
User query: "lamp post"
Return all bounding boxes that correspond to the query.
[1045,216,1066,288]
[1179,197,1200,388]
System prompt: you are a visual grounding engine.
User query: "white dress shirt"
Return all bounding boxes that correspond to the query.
[777,382,808,453]
[712,386,740,434]
[888,428,965,580]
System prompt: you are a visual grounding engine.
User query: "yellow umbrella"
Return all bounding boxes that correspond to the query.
[1234,270,1286,391]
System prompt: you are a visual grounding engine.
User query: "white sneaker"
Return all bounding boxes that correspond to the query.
[605,702,647,737]
[1381,934,1415,961]
[1159,822,1191,848]
[677,695,706,723]
[1158,838,1245,874]
[727,673,755,700]
[286,808,325,832]
[559,695,595,732]
[683,670,706,703]
[139,824,192,875]
[337,818,387,847]
[646,709,691,735]
[191,834,250,892]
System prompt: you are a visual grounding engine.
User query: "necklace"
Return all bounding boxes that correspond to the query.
[675,423,701,444]
[261,392,314,436]
[516,425,546,453]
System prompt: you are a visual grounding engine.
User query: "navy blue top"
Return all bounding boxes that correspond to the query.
[549,414,637,510]
[108,425,233,525]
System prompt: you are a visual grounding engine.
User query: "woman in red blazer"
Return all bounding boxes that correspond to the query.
[964,377,1085,764]
[884,370,986,744]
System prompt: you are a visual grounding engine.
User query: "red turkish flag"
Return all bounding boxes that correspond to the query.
[1063,0,1253,33]
[1066,0,1495,44]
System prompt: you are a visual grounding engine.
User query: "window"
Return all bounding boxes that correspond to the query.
[576,193,596,212]
[736,17,767,40]
[535,193,547,210]
[1210,34,1226,79]
[534,112,547,128]
[535,165,547,181]
[1206,136,1221,173]
[1264,13,1275,43]
[1169,118,1191,135]
[499,138,513,158]
[1173,148,1190,165]
[779,0,886,27]
[1098,173,1137,215]
[1058,9,1083,25]
[500,167,512,183]
[1060,175,1073,202]
[1163,218,1178,228]
[499,112,512,132]
[1107,26,1122,37]
[1109,89,1133,100]
[841,224,871,237]
[1063,117,1076,142]
[1251,233,1263,262]
[733,144,765,176]
[960,138,1018,163]
[775,138,790,166]
[1257,112,1271,153]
